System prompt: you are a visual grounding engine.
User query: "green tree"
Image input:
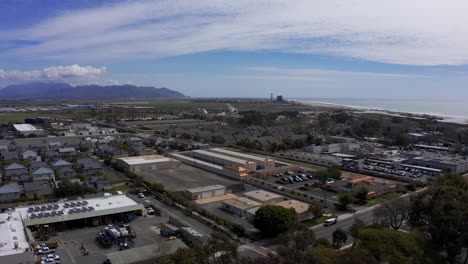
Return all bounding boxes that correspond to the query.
[276,224,317,263]
[253,205,297,238]
[332,228,348,247]
[409,174,468,264]
[326,167,342,180]
[356,228,431,264]
[354,187,369,204]
[337,192,354,211]
[150,182,165,193]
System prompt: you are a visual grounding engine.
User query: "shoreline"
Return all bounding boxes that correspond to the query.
[293,99,468,125]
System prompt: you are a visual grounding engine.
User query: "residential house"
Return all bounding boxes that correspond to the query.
[0,183,21,201]
[129,143,154,156]
[4,163,29,182]
[1,151,19,161]
[58,147,77,157]
[30,161,48,170]
[32,167,55,182]
[0,145,9,152]
[24,182,53,199]
[52,159,73,168]
[56,167,76,180]
[75,158,103,175]
[22,150,38,160]
[43,150,60,160]
[47,142,62,150]
[96,144,128,160]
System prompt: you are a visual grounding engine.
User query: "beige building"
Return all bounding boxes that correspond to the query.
[277,200,313,221]
[117,155,178,173]
[209,148,277,170]
[185,185,226,200]
[222,197,261,217]
[243,190,284,205]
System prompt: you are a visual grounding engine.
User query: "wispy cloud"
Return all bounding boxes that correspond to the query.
[0,64,108,86]
[1,0,468,65]
[245,66,428,79]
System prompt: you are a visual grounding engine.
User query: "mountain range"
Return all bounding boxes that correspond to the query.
[0,83,186,100]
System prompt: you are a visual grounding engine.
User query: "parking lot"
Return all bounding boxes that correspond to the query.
[138,163,240,191]
[260,171,339,203]
[362,160,436,182]
[50,215,167,264]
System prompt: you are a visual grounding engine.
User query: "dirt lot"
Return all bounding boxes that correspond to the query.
[138,163,240,191]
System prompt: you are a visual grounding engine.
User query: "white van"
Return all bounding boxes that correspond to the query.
[324,218,337,226]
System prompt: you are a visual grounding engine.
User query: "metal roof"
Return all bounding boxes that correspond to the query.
[0,211,30,256]
[16,194,143,226]
[192,149,251,164]
[13,124,38,132]
[186,184,226,194]
[118,155,172,165]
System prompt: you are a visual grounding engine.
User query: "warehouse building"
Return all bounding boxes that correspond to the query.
[0,211,32,263]
[168,153,250,180]
[15,194,144,228]
[190,149,257,171]
[170,148,298,179]
[117,155,179,173]
[185,185,226,200]
[222,197,261,217]
[243,190,284,205]
[209,148,277,170]
[406,156,468,174]
[12,124,46,137]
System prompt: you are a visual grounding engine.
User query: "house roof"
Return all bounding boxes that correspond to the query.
[53,159,72,167]
[2,151,18,160]
[59,147,76,153]
[24,182,53,195]
[22,150,37,156]
[76,158,102,169]
[0,183,20,194]
[33,167,54,175]
[5,163,26,170]
[29,161,48,169]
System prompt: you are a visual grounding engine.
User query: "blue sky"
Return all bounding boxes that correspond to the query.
[1,0,468,99]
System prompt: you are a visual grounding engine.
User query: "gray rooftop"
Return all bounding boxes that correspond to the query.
[5,163,26,170]
[0,183,21,194]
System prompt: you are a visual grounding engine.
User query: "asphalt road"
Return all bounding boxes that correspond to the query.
[312,207,376,245]
[136,194,214,236]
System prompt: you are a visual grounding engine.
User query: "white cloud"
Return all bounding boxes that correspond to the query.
[245,66,428,79]
[0,64,107,86]
[2,0,468,65]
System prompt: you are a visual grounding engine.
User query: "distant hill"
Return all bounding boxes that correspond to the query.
[0,83,186,100]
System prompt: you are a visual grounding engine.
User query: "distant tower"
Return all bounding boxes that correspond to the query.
[276,95,284,103]
[270,93,273,104]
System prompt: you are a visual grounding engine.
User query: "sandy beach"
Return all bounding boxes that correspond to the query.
[294,99,468,125]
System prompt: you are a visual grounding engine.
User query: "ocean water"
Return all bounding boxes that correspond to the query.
[298,98,468,119]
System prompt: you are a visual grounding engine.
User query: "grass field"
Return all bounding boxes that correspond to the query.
[366,192,402,207]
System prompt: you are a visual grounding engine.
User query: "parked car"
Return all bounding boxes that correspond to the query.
[138,193,145,198]
[38,247,55,255]
[147,207,155,215]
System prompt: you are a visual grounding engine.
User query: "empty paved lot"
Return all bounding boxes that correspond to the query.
[52,215,166,264]
[138,163,240,191]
